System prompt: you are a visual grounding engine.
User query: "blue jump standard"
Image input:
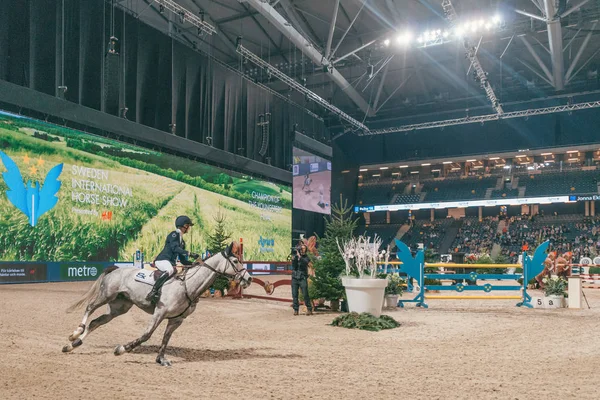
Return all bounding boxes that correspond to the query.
[387,239,550,309]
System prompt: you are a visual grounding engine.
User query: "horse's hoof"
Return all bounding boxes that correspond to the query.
[62,344,73,353]
[156,357,172,367]
[72,339,82,348]
[114,345,126,356]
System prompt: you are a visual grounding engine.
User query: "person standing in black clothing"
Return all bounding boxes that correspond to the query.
[291,244,313,316]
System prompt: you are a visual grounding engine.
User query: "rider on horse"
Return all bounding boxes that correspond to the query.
[146,215,199,304]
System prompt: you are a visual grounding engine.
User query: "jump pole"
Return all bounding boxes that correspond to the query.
[425,295,522,300]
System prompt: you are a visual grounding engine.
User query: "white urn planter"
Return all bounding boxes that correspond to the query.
[545,295,565,309]
[342,277,388,317]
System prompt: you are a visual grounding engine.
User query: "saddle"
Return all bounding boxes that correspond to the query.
[134,263,186,285]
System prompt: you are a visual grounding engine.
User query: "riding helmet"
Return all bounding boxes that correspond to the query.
[175,215,194,228]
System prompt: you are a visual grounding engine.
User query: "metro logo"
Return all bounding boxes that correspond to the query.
[68,265,98,277]
[59,263,105,281]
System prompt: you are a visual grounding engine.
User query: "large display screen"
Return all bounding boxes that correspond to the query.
[0,111,291,262]
[292,147,331,214]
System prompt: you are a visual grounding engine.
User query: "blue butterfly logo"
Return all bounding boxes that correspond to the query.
[0,151,64,227]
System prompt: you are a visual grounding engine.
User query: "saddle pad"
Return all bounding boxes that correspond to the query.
[134,269,157,286]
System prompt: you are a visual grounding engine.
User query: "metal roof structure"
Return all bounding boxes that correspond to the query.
[115,0,600,133]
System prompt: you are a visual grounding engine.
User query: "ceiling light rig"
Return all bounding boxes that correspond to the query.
[155,0,216,36]
[382,14,504,49]
[236,41,369,133]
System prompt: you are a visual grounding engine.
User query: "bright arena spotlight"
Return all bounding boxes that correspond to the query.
[383,13,504,49]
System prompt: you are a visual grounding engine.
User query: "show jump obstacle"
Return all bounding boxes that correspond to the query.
[388,239,550,309]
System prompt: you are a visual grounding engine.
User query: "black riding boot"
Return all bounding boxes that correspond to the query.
[146,272,171,304]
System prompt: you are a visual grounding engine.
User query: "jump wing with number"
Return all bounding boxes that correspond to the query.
[394,239,421,281]
[524,240,550,283]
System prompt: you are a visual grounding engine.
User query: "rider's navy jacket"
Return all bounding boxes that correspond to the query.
[155,230,193,266]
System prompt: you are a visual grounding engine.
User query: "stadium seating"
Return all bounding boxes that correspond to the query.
[524,170,598,197]
[394,194,421,204]
[357,167,599,206]
[356,183,395,205]
[447,217,498,254]
[400,218,452,251]
[421,176,498,202]
[358,224,402,249]
[497,214,600,261]
[490,188,519,199]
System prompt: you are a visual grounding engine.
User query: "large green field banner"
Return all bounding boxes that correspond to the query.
[0,111,291,262]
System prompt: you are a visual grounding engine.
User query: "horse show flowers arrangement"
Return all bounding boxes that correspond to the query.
[385,273,405,296]
[336,234,388,278]
[336,235,390,316]
[543,276,568,297]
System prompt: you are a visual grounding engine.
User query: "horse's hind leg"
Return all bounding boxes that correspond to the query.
[63,298,134,353]
[63,293,119,352]
[67,295,113,342]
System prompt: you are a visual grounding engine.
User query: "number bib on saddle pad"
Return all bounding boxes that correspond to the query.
[134,264,184,286]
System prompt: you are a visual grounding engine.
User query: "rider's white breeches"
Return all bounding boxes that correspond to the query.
[155,260,175,275]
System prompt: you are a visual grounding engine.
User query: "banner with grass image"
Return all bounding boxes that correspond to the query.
[0,110,291,262]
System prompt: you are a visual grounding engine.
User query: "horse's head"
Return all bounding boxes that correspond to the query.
[214,241,252,288]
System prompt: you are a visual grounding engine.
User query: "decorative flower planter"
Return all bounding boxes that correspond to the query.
[342,277,388,317]
[384,294,399,309]
[545,295,565,309]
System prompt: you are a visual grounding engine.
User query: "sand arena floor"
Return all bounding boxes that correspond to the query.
[1,281,600,400]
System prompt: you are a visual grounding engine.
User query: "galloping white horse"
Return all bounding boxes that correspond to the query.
[62,242,251,366]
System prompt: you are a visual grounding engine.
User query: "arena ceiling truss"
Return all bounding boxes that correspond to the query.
[114,0,600,134]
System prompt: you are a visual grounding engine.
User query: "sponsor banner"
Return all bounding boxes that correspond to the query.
[246,263,291,274]
[249,263,270,275]
[354,205,375,213]
[0,110,291,263]
[579,257,593,266]
[47,261,134,282]
[357,195,573,212]
[0,263,47,283]
[59,262,108,281]
[570,195,600,202]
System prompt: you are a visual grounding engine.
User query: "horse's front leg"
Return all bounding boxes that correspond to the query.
[156,318,184,367]
[114,310,165,356]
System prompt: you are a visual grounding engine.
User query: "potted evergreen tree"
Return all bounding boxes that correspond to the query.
[311,198,358,311]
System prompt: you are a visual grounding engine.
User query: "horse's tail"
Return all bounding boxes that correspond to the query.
[66,266,119,313]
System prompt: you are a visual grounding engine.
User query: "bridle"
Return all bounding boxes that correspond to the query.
[200,251,248,282]
[169,252,249,320]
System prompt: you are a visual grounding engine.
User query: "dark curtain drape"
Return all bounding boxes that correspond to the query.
[0,0,328,171]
